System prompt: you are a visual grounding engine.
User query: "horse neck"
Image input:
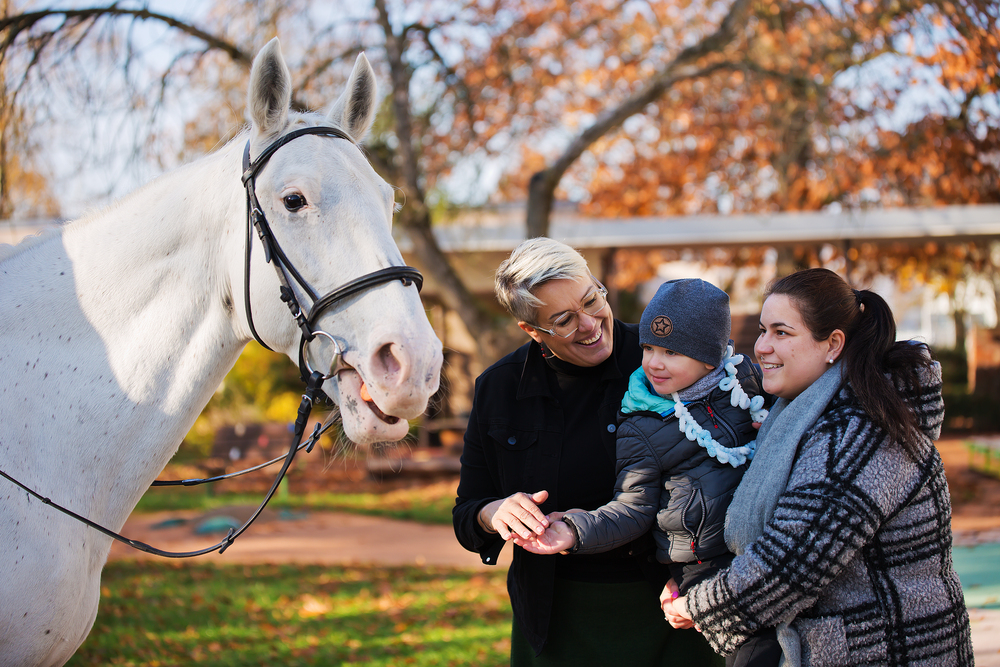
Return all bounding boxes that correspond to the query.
[7,142,251,522]
[62,141,248,386]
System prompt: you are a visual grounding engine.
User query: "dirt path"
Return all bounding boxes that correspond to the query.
[110,437,1000,565]
[109,508,511,569]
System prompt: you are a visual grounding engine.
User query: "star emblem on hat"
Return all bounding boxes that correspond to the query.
[651,315,672,337]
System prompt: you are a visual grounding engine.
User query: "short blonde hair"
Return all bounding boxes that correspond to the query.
[494,237,591,323]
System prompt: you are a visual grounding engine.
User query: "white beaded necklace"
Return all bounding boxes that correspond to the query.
[671,345,769,467]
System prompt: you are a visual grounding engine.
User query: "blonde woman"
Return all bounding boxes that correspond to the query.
[454,238,720,666]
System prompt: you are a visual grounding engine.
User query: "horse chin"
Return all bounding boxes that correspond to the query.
[333,369,412,445]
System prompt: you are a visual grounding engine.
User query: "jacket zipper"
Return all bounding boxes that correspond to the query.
[692,400,739,447]
[706,405,719,429]
[684,488,706,564]
[682,491,701,563]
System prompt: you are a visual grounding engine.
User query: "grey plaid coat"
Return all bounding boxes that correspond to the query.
[686,364,974,666]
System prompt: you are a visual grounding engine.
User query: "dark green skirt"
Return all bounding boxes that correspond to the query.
[510,578,722,666]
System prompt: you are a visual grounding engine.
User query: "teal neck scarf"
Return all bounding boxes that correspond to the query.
[620,367,677,416]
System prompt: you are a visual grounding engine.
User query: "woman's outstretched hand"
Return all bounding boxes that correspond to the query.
[511,520,577,554]
[479,490,550,540]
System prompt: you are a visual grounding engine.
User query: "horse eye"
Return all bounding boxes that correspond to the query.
[283,193,307,211]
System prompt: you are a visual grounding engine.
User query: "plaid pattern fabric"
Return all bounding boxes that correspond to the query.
[687,367,974,666]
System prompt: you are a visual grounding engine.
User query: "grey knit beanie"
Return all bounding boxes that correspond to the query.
[639,278,731,367]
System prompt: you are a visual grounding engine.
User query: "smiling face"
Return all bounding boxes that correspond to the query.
[642,344,715,397]
[755,294,844,400]
[519,276,615,368]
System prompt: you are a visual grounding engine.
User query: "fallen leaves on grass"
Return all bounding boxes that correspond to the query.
[67,560,511,667]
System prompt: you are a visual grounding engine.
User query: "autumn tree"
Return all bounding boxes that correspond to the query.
[469,0,999,305]
[476,0,999,229]
[3,0,998,360]
[0,0,60,219]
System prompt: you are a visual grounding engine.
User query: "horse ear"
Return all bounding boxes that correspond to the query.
[247,38,291,136]
[326,53,378,142]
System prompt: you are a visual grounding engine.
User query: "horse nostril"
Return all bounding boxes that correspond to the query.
[376,342,404,381]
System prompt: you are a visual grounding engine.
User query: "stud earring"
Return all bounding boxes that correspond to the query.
[827,358,834,364]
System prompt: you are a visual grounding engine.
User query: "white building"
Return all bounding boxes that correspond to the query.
[399,203,1000,353]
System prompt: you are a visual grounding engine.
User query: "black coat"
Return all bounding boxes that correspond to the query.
[453,320,667,654]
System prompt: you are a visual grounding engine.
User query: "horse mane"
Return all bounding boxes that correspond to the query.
[0,225,64,265]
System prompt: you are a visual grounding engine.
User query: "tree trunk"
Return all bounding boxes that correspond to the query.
[953,307,968,356]
[375,0,520,366]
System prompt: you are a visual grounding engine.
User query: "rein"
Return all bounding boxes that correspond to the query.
[0,125,426,558]
[1,372,329,558]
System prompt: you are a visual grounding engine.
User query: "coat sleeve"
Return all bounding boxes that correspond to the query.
[682,414,917,655]
[452,375,506,565]
[563,418,662,554]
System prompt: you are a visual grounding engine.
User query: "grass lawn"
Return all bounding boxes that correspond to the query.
[69,471,512,663]
[67,560,512,666]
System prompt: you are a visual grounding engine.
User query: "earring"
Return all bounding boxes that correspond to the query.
[827,358,834,364]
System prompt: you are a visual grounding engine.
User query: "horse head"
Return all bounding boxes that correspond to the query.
[235,39,442,444]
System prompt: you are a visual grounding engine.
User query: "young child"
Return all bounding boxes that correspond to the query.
[515,278,778,665]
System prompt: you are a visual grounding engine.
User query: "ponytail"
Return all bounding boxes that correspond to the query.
[845,289,931,450]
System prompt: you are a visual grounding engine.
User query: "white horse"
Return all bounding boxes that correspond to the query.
[0,39,442,666]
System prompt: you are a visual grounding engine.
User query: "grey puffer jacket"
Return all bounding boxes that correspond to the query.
[686,363,974,666]
[564,356,765,565]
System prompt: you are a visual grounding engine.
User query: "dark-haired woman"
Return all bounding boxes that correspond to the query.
[663,268,973,667]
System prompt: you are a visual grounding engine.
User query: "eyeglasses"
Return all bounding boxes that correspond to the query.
[532,284,609,338]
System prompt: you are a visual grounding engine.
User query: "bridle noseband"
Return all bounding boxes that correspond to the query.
[0,125,426,558]
[240,125,423,383]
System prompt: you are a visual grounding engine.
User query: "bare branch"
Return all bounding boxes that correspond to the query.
[1,5,251,67]
[525,0,755,237]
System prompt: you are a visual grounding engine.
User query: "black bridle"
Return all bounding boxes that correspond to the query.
[0,125,425,558]
[240,125,423,384]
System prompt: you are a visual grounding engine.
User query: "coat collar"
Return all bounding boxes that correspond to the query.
[515,319,628,400]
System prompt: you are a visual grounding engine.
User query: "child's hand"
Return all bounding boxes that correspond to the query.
[511,520,576,555]
[544,507,584,523]
[663,595,696,630]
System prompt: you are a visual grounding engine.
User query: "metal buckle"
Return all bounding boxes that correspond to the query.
[301,330,346,380]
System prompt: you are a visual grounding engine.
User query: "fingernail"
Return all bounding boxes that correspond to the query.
[672,591,679,599]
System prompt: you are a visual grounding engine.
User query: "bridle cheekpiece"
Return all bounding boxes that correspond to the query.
[240,125,423,384]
